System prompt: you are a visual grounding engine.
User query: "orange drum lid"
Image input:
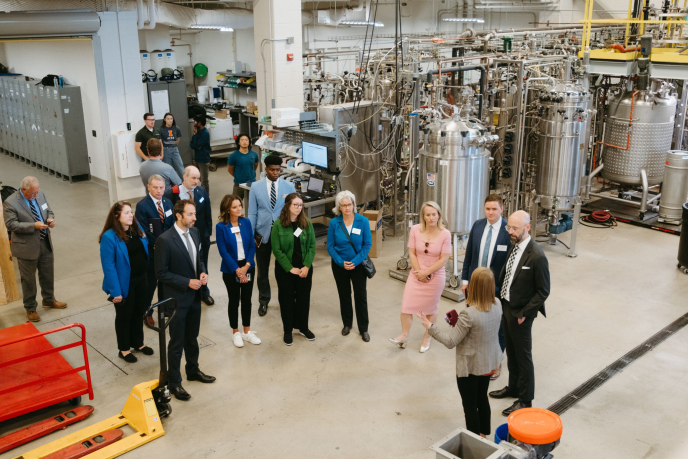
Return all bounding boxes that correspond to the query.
[507,408,563,445]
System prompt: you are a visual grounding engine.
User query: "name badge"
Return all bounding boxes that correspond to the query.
[497,245,507,252]
[199,197,204,203]
[41,203,48,210]
[294,228,303,237]
[165,209,172,217]
[231,226,240,234]
[352,228,361,235]
[522,266,530,270]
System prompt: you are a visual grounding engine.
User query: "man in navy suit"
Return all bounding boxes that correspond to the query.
[248,154,295,316]
[461,194,510,376]
[136,174,175,326]
[170,166,214,306]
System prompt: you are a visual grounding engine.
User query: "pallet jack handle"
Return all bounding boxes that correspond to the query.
[145,298,176,391]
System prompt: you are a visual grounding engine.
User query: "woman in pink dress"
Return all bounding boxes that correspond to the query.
[390,201,452,353]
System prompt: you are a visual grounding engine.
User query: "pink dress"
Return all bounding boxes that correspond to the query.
[401,225,452,315]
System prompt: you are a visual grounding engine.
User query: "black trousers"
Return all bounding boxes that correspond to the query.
[255,238,273,306]
[168,297,201,387]
[331,261,369,333]
[201,236,211,296]
[222,263,255,329]
[275,263,313,334]
[114,274,148,351]
[145,246,163,317]
[502,299,535,402]
[456,375,492,436]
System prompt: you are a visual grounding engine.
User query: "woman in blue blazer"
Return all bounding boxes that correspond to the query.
[326,190,373,342]
[217,194,260,348]
[99,201,154,363]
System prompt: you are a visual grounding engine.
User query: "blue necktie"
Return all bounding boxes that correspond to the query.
[481,225,492,267]
[29,201,47,240]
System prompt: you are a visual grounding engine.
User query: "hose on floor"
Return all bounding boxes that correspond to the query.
[580,210,617,229]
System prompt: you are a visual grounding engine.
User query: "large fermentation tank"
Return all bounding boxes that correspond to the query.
[659,150,688,223]
[534,83,592,210]
[419,115,495,235]
[601,86,677,186]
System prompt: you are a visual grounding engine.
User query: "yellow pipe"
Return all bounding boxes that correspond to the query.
[640,0,647,34]
[583,19,688,24]
[625,0,633,46]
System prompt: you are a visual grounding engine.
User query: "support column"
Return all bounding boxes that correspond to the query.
[253,0,304,119]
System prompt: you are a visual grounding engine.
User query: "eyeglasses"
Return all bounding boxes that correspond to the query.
[292,203,303,208]
[505,225,521,233]
[424,242,429,254]
[340,203,354,208]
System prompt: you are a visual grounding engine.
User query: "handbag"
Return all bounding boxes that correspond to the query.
[338,221,376,279]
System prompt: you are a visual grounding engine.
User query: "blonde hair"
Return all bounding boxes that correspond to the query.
[466,267,495,312]
[419,201,446,232]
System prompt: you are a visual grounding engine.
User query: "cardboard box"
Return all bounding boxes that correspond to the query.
[362,210,383,258]
[214,109,228,119]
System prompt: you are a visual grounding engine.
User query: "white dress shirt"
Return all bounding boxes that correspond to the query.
[266,177,278,198]
[502,235,531,302]
[235,230,245,260]
[462,219,502,286]
[179,184,193,200]
[150,194,162,207]
[174,223,197,274]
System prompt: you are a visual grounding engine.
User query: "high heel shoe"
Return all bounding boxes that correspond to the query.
[388,337,408,348]
[420,341,431,353]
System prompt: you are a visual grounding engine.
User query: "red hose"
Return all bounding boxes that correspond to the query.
[610,44,640,53]
[581,210,617,228]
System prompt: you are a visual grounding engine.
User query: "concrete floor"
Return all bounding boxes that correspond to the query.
[1,155,688,459]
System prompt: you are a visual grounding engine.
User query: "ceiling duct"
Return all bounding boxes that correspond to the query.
[0,12,101,38]
[117,0,254,30]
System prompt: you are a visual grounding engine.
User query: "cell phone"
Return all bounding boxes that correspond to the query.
[236,273,252,282]
[427,274,432,280]
[254,233,263,248]
[107,296,114,302]
[445,309,458,327]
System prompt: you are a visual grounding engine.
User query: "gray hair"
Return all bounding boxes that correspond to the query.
[333,190,357,216]
[183,165,200,178]
[147,174,164,185]
[20,176,39,190]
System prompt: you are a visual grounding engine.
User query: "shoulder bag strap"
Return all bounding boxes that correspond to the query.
[338,221,359,255]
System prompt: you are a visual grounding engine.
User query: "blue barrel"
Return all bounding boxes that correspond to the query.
[494,423,509,444]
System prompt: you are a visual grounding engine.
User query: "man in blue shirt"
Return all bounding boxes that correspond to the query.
[190,116,212,194]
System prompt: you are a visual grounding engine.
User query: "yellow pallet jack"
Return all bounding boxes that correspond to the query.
[14,300,177,459]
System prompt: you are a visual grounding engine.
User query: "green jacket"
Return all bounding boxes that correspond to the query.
[271,219,316,271]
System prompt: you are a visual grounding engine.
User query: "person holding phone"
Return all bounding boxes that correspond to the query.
[216,194,260,348]
[390,201,451,353]
[99,201,154,363]
[271,193,316,346]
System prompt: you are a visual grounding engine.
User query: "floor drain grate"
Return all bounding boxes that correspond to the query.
[547,312,688,416]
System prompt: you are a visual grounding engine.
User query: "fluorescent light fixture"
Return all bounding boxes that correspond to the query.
[189,25,234,32]
[339,20,384,27]
[443,18,485,23]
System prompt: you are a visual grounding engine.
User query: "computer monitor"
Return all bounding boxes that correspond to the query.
[307,177,324,194]
[301,141,329,169]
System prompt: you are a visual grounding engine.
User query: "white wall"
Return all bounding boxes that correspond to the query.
[1,38,106,180]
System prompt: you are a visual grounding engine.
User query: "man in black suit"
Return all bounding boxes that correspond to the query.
[155,199,216,401]
[170,165,214,305]
[489,210,550,416]
[135,175,175,327]
[461,194,511,378]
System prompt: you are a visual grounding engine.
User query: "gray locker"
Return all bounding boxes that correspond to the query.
[144,80,192,165]
[54,85,89,181]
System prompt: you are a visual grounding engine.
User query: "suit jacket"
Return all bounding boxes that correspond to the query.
[461,217,510,289]
[247,177,295,243]
[100,223,149,298]
[3,190,55,260]
[135,195,174,248]
[428,300,503,378]
[326,213,373,268]
[216,217,256,274]
[498,239,550,319]
[170,185,212,239]
[155,225,207,308]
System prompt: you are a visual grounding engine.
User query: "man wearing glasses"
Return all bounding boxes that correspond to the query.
[135,112,162,161]
[489,210,550,417]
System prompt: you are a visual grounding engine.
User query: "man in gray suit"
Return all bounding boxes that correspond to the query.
[3,176,67,321]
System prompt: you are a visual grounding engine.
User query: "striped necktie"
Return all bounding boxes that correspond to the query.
[157,200,165,221]
[29,201,46,240]
[500,245,519,299]
[270,181,277,210]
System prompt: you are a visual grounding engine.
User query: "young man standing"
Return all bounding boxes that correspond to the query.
[134,112,161,161]
[190,116,212,193]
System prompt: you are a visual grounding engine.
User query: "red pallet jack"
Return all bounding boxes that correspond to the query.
[10,299,176,459]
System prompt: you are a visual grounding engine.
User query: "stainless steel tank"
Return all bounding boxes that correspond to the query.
[533,83,592,210]
[601,85,677,186]
[419,114,497,235]
[659,150,688,223]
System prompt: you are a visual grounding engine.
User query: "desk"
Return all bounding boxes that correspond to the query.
[239,186,334,221]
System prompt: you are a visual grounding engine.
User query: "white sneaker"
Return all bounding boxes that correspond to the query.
[242,331,262,345]
[232,332,244,348]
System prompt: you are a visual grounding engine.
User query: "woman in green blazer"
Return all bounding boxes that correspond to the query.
[271,192,317,346]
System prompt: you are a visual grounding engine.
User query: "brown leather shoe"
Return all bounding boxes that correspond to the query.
[27,310,40,322]
[145,315,155,327]
[42,300,67,309]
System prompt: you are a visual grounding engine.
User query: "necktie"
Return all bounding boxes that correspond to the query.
[182,232,196,275]
[29,201,46,240]
[157,200,165,221]
[481,225,493,267]
[189,188,194,202]
[270,181,277,210]
[501,245,519,299]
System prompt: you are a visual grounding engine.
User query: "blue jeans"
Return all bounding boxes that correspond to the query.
[162,146,184,178]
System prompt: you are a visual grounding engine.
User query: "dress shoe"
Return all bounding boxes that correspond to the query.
[26,310,40,322]
[420,341,431,353]
[361,332,370,342]
[284,333,293,346]
[118,351,138,363]
[170,386,191,401]
[489,386,518,399]
[187,370,216,384]
[502,400,531,417]
[341,326,351,336]
[145,315,155,327]
[299,329,316,341]
[258,303,268,317]
[202,294,215,306]
[42,300,67,309]
[388,337,408,348]
[135,346,154,356]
